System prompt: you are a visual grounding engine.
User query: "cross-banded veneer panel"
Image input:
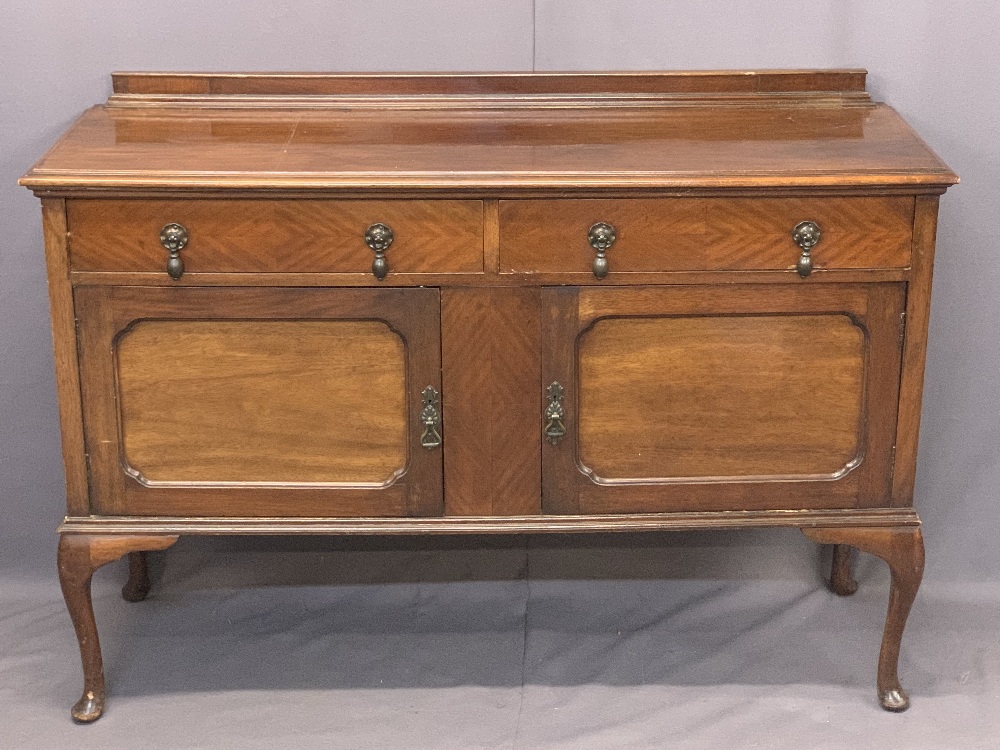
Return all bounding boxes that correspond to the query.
[441,288,542,516]
[500,197,914,275]
[67,199,484,275]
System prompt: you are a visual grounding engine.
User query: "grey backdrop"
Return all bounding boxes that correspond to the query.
[2,2,998,748]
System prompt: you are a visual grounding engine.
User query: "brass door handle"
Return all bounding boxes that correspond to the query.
[588,222,617,279]
[159,223,188,280]
[365,223,394,280]
[544,381,566,444]
[419,386,442,450]
[792,221,821,278]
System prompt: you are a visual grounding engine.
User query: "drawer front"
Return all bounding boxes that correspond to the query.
[68,199,484,275]
[500,197,913,274]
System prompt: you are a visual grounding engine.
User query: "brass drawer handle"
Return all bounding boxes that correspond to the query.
[365,223,394,280]
[544,381,566,444]
[588,222,617,279]
[159,223,188,280]
[420,386,442,450]
[792,221,821,278]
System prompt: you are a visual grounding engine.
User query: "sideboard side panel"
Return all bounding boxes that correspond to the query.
[857,283,907,507]
[892,195,941,506]
[41,198,90,515]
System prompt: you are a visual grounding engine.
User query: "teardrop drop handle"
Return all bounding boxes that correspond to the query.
[365,223,394,280]
[792,220,821,278]
[588,222,617,279]
[159,223,188,280]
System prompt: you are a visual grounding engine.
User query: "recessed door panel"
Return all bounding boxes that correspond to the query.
[577,314,864,481]
[116,319,407,485]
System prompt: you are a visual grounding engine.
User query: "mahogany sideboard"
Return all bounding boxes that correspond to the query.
[20,70,957,723]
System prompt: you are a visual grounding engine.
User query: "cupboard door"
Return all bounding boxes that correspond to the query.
[542,284,905,514]
[75,286,442,517]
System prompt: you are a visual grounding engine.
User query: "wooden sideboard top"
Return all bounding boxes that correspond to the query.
[20,70,958,195]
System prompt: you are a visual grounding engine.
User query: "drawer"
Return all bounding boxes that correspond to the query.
[499,197,914,274]
[68,199,485,275]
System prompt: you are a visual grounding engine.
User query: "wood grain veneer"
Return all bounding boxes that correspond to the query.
[68,199,484,275]
[21,73,956,193]
[116,319,407,484]
[441,287,541,516]
[499,197,914,274]
[577,313,865,479]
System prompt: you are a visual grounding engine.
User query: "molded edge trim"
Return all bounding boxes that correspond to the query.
[60,508,920,535]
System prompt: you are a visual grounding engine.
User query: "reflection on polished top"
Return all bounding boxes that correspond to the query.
[20,70,958,193]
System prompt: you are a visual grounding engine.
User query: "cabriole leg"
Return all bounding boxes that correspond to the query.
[802,526,925,712]
[57,534,178,723]
[830,544,859,596]
[121,552,151,602]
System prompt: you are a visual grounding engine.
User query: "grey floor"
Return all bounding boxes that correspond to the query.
[2,530,997,750]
